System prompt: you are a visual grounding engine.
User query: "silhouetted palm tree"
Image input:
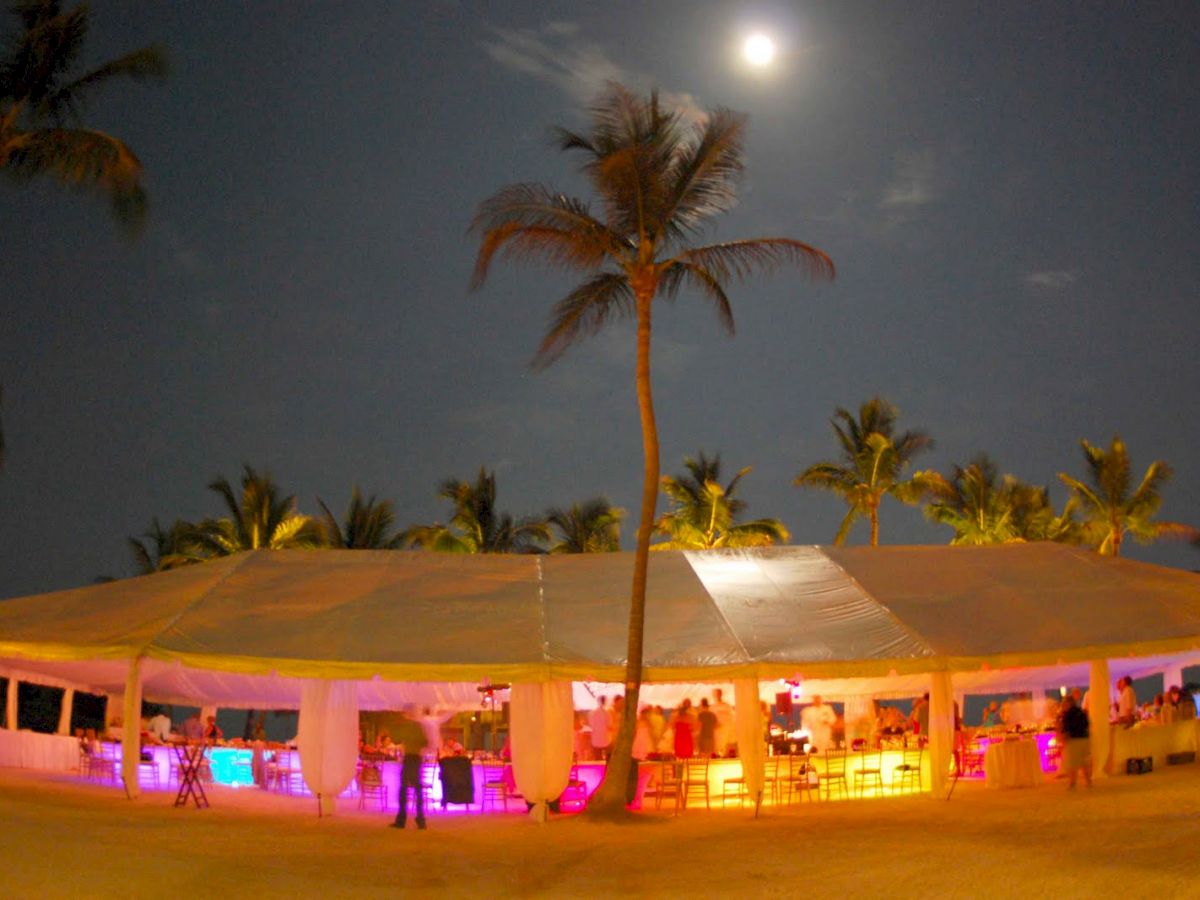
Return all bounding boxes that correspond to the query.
[546,497,623,553]
[1,0,166,230]
[471,84,833,815]
[796,397,936,546]
[922,454,1079,545]
[194,465,322,554]
[128,517,206,573]
[653,451,788,549]
[401,468,549,553]
[1057,435,1197,556]
[317,486,406,549]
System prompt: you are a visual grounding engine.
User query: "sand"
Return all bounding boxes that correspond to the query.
[2,766,1198,898]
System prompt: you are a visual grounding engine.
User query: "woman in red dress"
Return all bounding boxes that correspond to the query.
[672,699,696,759]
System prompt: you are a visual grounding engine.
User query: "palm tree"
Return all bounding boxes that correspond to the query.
[0,383,5,472]
[921,454,1080,546]
[471,84,833,816]
[795,397,936,546]
[653,451,788,549]
[127,517,207,573]
[193,465,322,555]
[317,486,406,549]
[545,497,624,553]
[1,1,166,230]
[1057,435,1197,556]
[400,468,549,554]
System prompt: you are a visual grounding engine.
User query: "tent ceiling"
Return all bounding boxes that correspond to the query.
[1,544,1198,706]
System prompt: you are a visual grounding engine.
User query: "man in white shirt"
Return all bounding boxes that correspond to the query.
[800,696,837,753]
[148,710,172,742]
[1116,677,1137,725]
[711,688,735,755]
[588,696,611,760]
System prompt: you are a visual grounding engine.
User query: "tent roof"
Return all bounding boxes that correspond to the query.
[1,544,1198,706]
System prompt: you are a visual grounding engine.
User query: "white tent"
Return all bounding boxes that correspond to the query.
[2,544,1199,810]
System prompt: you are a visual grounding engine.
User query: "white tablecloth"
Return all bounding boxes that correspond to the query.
[0,729,79,771]
[1108,720,1199,772]
[984,739,1042,789]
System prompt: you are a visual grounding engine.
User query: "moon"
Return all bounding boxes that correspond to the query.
[743,33,776,67]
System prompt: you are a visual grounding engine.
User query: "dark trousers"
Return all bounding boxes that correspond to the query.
[394,754,425,826]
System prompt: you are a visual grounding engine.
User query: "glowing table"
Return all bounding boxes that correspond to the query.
[984,739,1043,788]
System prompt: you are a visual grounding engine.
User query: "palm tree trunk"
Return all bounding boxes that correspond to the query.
[586,282,658,819]
[869,501,880,547]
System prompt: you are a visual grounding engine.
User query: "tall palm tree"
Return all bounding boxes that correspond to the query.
[127,517,207,574]
[317,486,406,549]
[1057,435,1197,556]
[795,397,936,546]
[1,1,166,230]
[400,468,549,554]
[545,497,623,553]
[653,451,788,549]
[194,465,322,555]
[471,84,833,815]
[921,454,1079,546]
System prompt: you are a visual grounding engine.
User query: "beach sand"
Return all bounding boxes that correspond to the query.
[2,765,1198,898]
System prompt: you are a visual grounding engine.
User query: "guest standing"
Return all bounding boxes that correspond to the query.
[588,696,611,761]
[391,708,430,830]
[696,698,718,757]
[673,699,696,759]
[1058,694,1092,789]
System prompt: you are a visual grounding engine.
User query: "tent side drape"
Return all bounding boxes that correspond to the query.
[57,688,74,736]
[5,678,17,729]
[298,679,359,816]
[510,681,573,822]
[121,658,143,799]
[733,679,765,808]
[928,671,954,797]
[1089,659,1111,777]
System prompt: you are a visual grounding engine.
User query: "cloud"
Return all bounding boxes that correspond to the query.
[879,149,939,211]
[1025,270,1079,290]
[482,23,706,125]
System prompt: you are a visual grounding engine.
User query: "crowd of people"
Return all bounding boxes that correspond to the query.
[580,689,743,761]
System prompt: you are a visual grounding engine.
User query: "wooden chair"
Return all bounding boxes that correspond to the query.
[852,747,884,798]
[819,749,849,801]
[721,760,749,808]
[480,762,515,812]
[648,760,683,813]
[762,756,782,806]
[787,753,818,804]
[893,745,924,794]
[559,765,589,811]
[357,762,388,810]
[681,757,710,810]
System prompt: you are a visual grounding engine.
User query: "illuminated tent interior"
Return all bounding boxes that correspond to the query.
[2,544,1199,811]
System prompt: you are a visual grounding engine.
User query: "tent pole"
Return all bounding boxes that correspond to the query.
[5,677,17,730]
[57,687,75,736]
[121,657,144,799]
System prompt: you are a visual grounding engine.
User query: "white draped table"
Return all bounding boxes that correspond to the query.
[984,739,1043,789]
[0,729,79,770]
[1108,720,1200,773]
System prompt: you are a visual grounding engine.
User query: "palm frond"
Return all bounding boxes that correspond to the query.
[659,260,734,334]
[40,44,166,121]
[534,272,633,369]
[675,238,835,284]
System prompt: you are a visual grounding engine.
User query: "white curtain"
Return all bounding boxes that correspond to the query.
[105,693,122,729]
[5,678,17,730]
[928,671,954,797]
[733,679,765,809]
[1089,659,1111,778]
[121,659,143,799]
[57,688,74,736]
[298,680,359,816]
[510,681,573,822]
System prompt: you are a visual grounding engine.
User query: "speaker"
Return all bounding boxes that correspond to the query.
[1125,756,1153,775]
[775,691,792,715]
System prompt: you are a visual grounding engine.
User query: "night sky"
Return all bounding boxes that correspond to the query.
[2,1,1198,599]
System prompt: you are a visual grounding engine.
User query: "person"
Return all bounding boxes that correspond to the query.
[711,688,735,755]
[648,705,666,752]
[696,698,718,757]
[588,696,611,760]
[981,701,1002,727]
[390,707,430,830]
[203,715,223,743]
[609,695,625,748]
[632,706,654,760]
[910,693,930,736]
[418,707,453,757]
[442,735,465,756]
[801,696,837,752]
[1116,677,1137,726]
[673,699,696,759]
[1058,693,1092,789]
[182,713,204,741]
[148,710,172,742]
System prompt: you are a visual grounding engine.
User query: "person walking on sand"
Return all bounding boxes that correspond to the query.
[1058,694,1092,789]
